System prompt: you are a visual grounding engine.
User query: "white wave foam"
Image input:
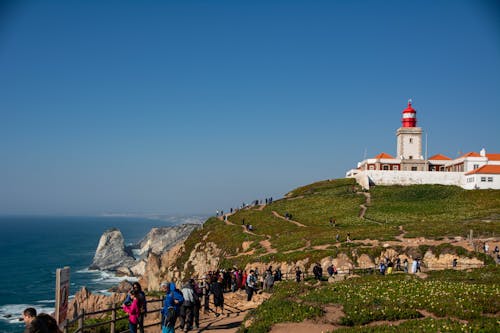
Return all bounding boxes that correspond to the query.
[35,300,55,304]
[91,270,137,284]
[0,304,54,324]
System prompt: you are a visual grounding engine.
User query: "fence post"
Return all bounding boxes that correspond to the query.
[111,303,116,333]
[78,309,84,332]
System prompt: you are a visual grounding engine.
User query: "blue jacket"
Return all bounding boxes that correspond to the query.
[162,282,184,315]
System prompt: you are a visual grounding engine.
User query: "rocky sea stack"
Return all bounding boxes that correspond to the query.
[89,228,135,273]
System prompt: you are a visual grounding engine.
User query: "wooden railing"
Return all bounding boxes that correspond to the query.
[63,298,164,333]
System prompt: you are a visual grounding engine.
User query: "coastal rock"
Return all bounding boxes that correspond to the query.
[68,286,126,319]
[89,228,136,271]
[137,224,200,257]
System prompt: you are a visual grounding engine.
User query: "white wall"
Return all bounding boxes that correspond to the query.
[462,175,500,190]
[353,170,463,189]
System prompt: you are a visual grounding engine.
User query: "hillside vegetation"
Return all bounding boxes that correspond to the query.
[171,179,499,332]
[176,179,500,271]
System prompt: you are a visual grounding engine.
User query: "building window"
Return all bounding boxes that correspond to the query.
[411,166,418,171]
[383,165,389,170]
[393,165,399,170]
[487,177,493,182]
[440,166,445,171]
[369,165,375,170]
[473,164,479,169]
[409,138,413,143]
[481,177,486,182]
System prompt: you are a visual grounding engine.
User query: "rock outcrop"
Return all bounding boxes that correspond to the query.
[137,224,200,257]
[89,228,136,272]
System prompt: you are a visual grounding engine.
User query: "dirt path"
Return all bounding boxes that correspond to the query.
[192,290,270,333]
[260,236,278,254]
[272,211,307,227]
[357,191,371,219]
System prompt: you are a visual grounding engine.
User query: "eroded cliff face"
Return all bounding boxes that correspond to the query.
[140,240,224,290]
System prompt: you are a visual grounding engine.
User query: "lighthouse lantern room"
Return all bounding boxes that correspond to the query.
[401,99,417,127]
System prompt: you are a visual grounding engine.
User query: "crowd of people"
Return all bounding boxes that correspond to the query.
[160,266,282,332]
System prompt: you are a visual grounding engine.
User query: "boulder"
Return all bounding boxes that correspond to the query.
[89,228,136,271]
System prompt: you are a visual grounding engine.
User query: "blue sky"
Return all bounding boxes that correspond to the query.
[1,0,499,215]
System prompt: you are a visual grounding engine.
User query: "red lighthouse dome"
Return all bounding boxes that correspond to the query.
[401,99,417,127]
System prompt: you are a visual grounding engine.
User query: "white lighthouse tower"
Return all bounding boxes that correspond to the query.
[396,100,425,171]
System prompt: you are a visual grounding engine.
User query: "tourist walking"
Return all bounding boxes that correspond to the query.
[161,282,184,333]
[211,276,225,316]
[180,280,196,331]
[200,275,211,314]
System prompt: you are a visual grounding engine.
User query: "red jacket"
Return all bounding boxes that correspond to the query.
[122,298,140,324]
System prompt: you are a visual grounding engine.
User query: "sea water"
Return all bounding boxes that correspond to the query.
[0,215,204,333]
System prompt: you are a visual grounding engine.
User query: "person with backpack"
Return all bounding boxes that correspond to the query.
[161,282,184,333]
[180,280,196,331]
[189,278,202,329]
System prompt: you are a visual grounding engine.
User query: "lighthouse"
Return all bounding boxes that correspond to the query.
[396,100,425,171]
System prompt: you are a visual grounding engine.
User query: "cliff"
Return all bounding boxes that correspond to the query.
[90,224,201,277]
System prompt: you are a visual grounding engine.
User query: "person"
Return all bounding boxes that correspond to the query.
[452,258,458,268]
[180,280,196,331]
[211,276,225,316]
[387,260,393,274]
[273,267,282,282]
[395,257,401,271]
[199,275,211,314]
[313,263,323,281]
[327,264,334,277]
[263,266,274,291]
[379,261,386,275]
[411,258,418,273]
[484,242,489,254]
[123,290,140,333]
[161,282,184,333]
[125,282,147,333]
[23,308,48,333]
[403,258,409,273]
[494,245,499,255]
[245,270,257,301]
[190,278,202,329]
[295,267,302,282]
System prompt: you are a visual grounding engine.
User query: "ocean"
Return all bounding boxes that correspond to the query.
[0,215,204,333]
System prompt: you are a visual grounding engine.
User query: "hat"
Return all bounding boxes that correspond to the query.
[160,282,169,288]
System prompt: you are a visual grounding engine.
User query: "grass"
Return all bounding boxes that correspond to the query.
[241,266,500,332]
[171,179,499,274]
[167,178,499,331]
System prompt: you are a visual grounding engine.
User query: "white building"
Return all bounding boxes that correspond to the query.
[346,101,500,190]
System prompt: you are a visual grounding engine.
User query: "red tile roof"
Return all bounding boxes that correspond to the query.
[486,154,500,161]
[428,154,452,160]
[374,152,395,159]
[465,165,500,175]
[460,152,481,158]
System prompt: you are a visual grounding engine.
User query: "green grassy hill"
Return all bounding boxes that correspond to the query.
[176,178,499,271]
[174,178,500,332]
